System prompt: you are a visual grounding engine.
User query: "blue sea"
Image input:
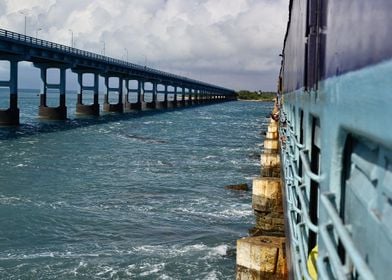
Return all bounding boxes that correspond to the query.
[0,90,271,279]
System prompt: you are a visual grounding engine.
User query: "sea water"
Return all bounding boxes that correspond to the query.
[0,90,272,279]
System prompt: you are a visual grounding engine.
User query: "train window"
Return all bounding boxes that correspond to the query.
[341,134,392,279]
[299,110,304,178]
[308,116,320,253]
[304,0,326,91]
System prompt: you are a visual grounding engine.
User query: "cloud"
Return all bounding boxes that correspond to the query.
[0,0,288,90]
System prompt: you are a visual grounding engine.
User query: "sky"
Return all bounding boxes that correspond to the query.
[0,0,288,91]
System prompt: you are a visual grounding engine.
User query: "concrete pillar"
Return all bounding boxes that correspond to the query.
[125,80,144,111]
[202,94,207,104]
[178,87,186,107]
[236,113,287,280]
[163,84,168,108]
[0,59,20,125]
[168,86,177,109]
[201,93,206,104]
[237,236,287,280]
[145,82,157,110]
[74,71,99,116]
[35,64,67,120]
[187,89,193,106]
[252,177,285,236]
[155,83,167,110]
[103,76,124,113]
[194,91,200,105]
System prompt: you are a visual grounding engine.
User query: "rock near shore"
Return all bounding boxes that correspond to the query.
[225,183,249,191]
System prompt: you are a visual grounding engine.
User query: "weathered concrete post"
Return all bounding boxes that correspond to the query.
[178,87,185,107]
[162,84,169,108]
[236,112,287,280]
[35,63,68,120]
[193,90,199,105]
[155,83,167,110]
[74,71,100,116]
[0,58,19,125]
[187,89,193,106]
[200,93,204,104]
[168,86,177,108]
[103,76,124,113]
[145,81,157,110]
[124,78,134,111]
[174,86,178,107]
[136,80,147,111]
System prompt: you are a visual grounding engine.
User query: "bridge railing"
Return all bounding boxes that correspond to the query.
[0,28,231,93]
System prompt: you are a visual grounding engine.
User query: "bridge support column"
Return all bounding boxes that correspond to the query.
[162,85,169,109]
[103,76,123,113]
[236,113,287,279]
[125,80,144,111]
[179,88,186,107]
[187,90,193,106]
[145,82,157,110]
[168,86,177,108]
[194,91,200,105]
[0,59,19,125]
[35,64,67,120]
[155,84,167,110]
[74,71,100,116]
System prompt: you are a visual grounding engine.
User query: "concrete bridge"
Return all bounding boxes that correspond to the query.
[0,28,236,125]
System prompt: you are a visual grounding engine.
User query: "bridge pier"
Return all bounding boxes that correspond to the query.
[103,76,123,113]
[0,58,19,125]
[179,88,186,107]
[155,84,167,110]
[167,86,177,108]
[74,71,100,116]
[125,80,144,111]
[162,85,169,109]
[145,81,157,110]
[35,64,67,120]
[194,91,200,105]
[186,89,193,106]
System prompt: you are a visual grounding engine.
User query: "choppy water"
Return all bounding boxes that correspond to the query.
[0,91,271,279]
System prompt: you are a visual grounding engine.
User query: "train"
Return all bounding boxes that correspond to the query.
[278,0,392,279]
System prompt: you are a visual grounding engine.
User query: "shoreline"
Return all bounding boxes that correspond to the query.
[237,99,274,102]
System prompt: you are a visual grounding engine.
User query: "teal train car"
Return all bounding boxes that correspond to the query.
[278,0,392,279]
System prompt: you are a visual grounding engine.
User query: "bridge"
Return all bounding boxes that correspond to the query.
[0,28,236,125]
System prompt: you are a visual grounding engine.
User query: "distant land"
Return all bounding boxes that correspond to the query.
[236,90,276,102]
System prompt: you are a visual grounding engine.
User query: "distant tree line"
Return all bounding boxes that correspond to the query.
[236,90,276,101]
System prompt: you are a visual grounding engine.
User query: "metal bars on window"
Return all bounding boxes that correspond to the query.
[317,193,376,280]
[280,107,376,280]
[280,112,319,280]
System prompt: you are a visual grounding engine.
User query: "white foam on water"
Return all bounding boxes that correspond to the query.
[158,274,174,280]
[125,264,136,277]
[96,265,113,276]
[204,270,220,280]
[0,251,101,260]
[0,195,32,205]
[71,261,87,276]
[139,262,165,276]
[203,155,217,159]
[174,204,252,220]
[132,243,230,263]
[209,244,228,257]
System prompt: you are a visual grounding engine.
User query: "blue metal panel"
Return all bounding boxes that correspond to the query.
[280,58,392,279]
[282,0,307,92]
[324,0,392,78]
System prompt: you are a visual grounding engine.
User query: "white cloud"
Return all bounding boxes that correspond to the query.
[0,0,288,90]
